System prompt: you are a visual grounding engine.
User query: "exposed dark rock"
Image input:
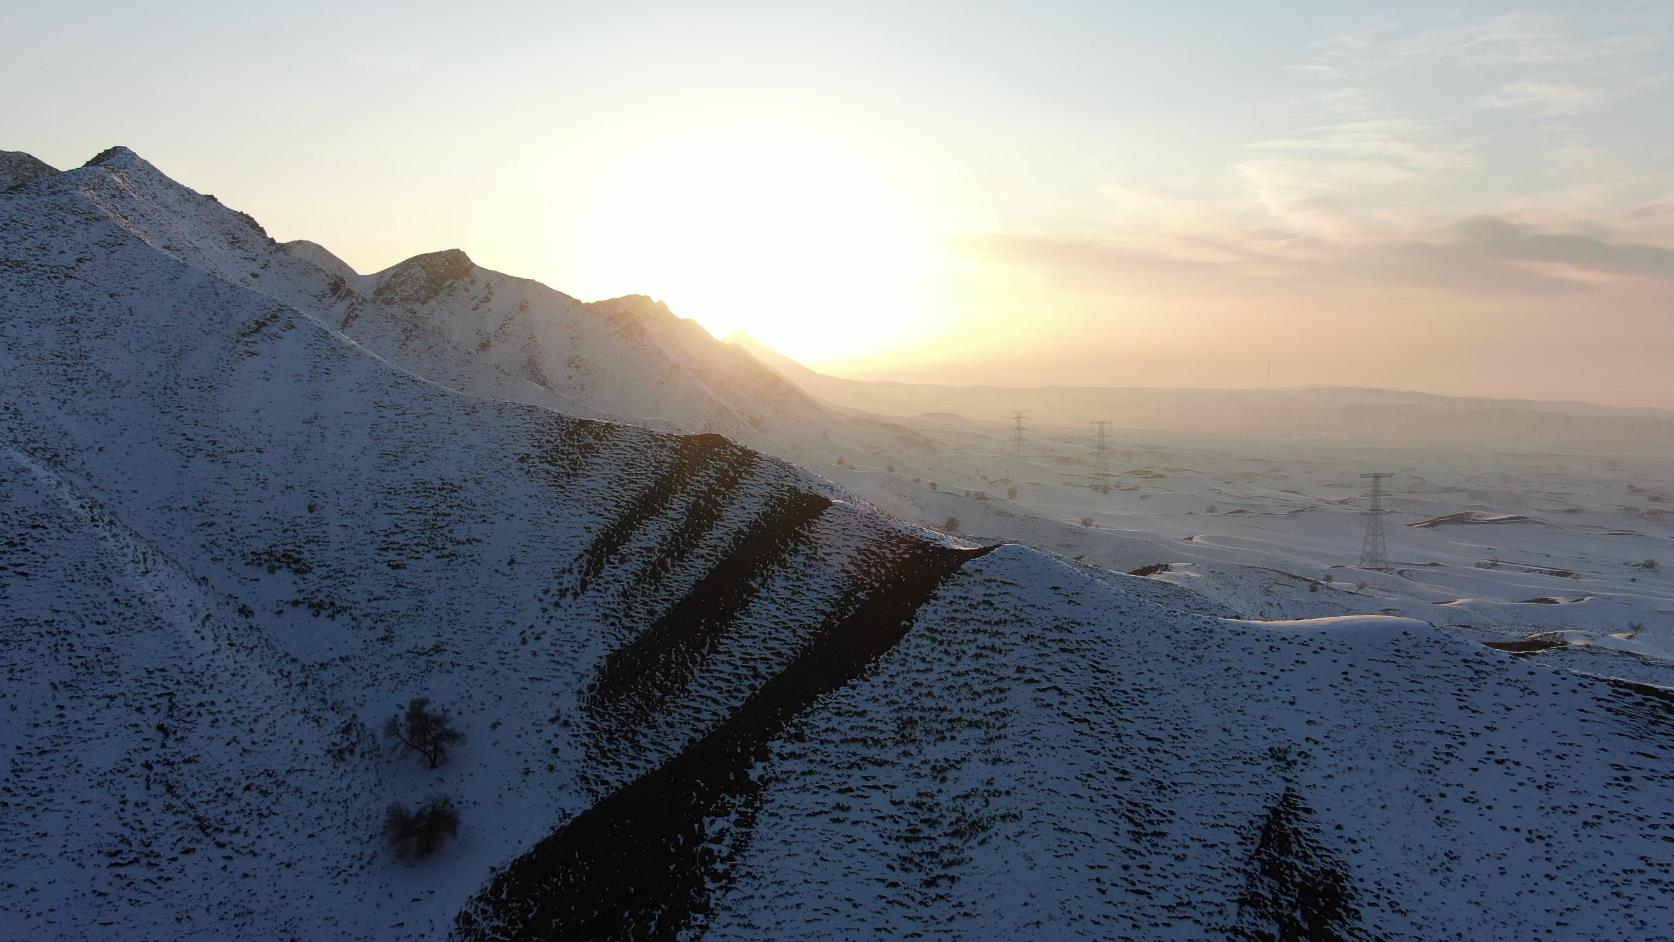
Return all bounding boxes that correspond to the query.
[374,249,476,304]
[0,150,58,191]
[1231,788,1365,942]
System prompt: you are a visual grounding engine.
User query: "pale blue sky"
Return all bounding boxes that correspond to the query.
[7,2,1673,404]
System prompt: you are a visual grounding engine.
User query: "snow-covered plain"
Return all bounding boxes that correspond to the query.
[2,149,1671,940]
[804,419,1674,682]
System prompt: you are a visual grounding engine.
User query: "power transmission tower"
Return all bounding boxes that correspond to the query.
[1359,473,1393,571]
[1090,420,1113,485]
[1010,410,1027,456]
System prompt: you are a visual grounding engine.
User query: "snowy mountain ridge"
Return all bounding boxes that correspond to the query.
[2,147,1671,940]
[19,145,917,456]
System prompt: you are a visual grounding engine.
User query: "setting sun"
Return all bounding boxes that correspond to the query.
[565,126,945,367]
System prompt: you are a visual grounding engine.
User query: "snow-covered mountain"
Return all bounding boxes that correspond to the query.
[10,146,929,470]
[3,148,1672,941]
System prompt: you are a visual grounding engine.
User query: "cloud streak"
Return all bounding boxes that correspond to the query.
[965,215,1674,302]
[966,6,1674,317]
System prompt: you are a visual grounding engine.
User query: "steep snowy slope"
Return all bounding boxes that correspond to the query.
[0,149,966,939]
[3,149,1672,941]
[453,548,1673,941]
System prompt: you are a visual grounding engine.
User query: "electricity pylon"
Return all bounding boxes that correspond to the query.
[1359,473,1393,571]
[1091,420,1113,485]
[1010,410,1027,456]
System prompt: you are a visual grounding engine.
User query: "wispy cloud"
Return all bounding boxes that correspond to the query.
[1282,8,1670,207]
[1477,80,1600,115]
[964,213,1674,303]
[960,5,1674,344]
[1316,10,1670,73]
[1236,117,1476,234]
[1452,214,1674,280]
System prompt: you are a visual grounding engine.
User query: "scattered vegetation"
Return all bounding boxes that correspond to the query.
[1129,562,1170,577]
[1266,745,1299,773]
[385,697,464,770]
[234,306,284,340]
[943,515,960,533]
[1006,487,1018,499]
[1232,789,1360,940]
[1079,516,1094,527]
[384,797,460,859]
[245,545,312,576]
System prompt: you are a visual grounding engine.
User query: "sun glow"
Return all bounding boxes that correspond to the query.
[566,127,944,367]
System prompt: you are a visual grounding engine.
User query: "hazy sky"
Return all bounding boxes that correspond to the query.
[8,1,1673,406]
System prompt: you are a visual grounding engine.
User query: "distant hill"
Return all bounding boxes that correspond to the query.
[730,335,1674,454]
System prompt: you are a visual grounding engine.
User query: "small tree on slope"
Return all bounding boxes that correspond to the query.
[384,797,460,859]
[385,697,464,769]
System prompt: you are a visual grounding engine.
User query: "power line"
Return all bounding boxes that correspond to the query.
[1010,410,1027,456]
[1359,472,1393,571]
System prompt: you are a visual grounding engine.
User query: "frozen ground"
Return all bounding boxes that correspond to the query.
[809,418,1674,685]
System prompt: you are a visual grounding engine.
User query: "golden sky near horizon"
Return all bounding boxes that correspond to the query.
[7,1,1674,406]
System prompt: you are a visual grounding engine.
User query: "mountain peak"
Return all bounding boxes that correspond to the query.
[592,294,673,317]
[0,150,59,191]
[83,145,149,169]
[724,329,765,349]
[283,240,362,283]
[373,248,476,303]
[79,146,173,186]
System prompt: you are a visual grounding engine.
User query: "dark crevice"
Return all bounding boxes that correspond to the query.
[632,448,761,590]
[456,538,994,942]
[588,489,831,733]
[567,433,748,596]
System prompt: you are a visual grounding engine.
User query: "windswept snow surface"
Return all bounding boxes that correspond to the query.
[2,149,1672,940]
